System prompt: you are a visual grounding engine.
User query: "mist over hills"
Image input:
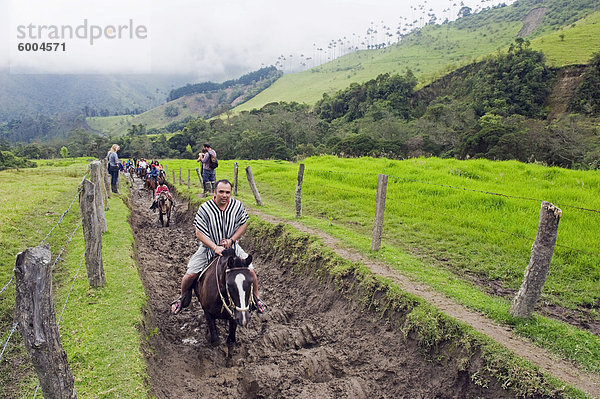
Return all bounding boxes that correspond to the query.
[0,72,192,122]
[0,0,600,161]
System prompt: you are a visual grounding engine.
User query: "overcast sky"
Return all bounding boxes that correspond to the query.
[1,0,512,81]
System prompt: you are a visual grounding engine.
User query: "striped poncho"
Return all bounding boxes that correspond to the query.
[194,197,249,257]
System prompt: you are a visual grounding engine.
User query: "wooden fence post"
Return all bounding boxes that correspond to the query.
[510,201,562,318]
[89,161,107,233]
[14,245,77,399]
[187,169,190,189]
[234,162,239,196]
[172,169,175,184]
[79,179,106,287]
[195,167,202,186]
[165,165,169,178]
[295,164,305,218]
[179,168,182,185]
[371,174,388,251]
[245,166,262,206]
[101,159,110,201]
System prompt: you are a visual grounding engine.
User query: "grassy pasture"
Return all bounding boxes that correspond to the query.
[86,9,600,131]
[162,156,600,373]
[530,10,600,66]
[1,156,598,396]
[0,159,147,398]
[235,10,600,112]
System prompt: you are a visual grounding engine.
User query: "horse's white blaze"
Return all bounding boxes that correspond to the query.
[235,273,247,306]
[234,274,248,325]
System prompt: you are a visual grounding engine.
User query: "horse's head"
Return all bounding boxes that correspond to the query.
[157,192,171,213]
[222,250,254,327]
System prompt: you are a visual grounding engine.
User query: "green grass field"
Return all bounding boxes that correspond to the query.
[0,159,147,398]
[2,156,599,397]
[532,10,600,66]
[86,115,132,134]
[162,156,600,374]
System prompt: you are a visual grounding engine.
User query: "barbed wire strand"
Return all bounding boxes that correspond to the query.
[387,173,600,214]
[0,322,18,363]
[0,276,14,296]
[39,174,88,246]
[389,192,599,256]
[302,168,600,214]
[33,220,84,399]
[57,252,86,326]
[50,221,82,272]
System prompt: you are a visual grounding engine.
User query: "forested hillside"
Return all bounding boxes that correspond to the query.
[166,67,282,101]
[14,43,595,171]
[1,0,598,169]
[86,67,283,136]
[236,0,600,111]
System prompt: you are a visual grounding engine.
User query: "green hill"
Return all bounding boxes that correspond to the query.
[85,0,599,135]
[234,0,599,112]
[87,68,282,136]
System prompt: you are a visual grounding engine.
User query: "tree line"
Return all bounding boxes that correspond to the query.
[3,42,599,170]
[166,66,281,101]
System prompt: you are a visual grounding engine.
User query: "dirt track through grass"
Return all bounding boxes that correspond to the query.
[129,178,518,398]
[245,208,600,398]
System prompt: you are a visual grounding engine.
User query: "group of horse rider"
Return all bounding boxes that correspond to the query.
[115,145,267,317]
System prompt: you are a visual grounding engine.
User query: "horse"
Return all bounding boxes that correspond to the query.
[194,249,255,358]
[157,191,173,227]
[127,165,135,180]
[138,167,147,180]
[144,177,157,198]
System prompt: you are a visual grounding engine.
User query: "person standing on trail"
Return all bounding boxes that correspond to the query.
[107,144,120,194]
[170,179,267,315]
[198,143,217,196]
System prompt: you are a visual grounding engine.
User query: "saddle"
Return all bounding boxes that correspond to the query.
[180,257,217,309]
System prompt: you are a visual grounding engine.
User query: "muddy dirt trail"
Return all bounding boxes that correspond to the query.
[249,210,600,398]
[128,179,514,399]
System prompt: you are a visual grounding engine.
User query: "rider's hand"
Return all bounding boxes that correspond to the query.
[219,238,233,248]
[214,245,225,255]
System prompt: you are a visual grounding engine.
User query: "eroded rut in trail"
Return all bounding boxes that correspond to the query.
[128,179,512,398]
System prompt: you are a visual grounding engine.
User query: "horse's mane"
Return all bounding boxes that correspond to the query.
[222,248,235,257]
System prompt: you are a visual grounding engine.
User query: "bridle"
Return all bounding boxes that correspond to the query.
[214,258,254,317]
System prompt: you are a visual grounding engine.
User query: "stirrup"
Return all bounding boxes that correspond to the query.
[254,297,267,314]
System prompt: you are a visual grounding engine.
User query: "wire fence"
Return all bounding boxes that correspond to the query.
[0,174,87,390]
[306,167,600,215]
[0,277,14,296]
[239,163,600,258]
[39,184,84,246]
[0,182,84,302]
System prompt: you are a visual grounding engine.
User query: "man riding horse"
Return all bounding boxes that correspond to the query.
[147,163,159,184]
[150,183,174,211]
[170,179,267,315]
